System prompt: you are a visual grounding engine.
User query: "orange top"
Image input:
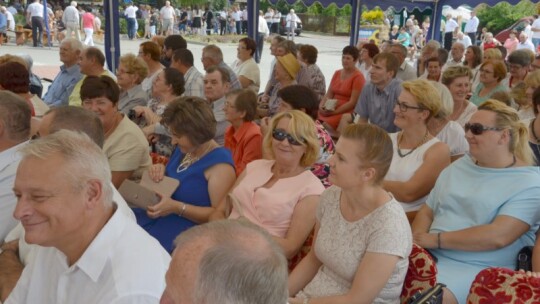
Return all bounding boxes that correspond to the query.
[224,121,263,175]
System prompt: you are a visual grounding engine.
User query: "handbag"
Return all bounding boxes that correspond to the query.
[407,283,445,304]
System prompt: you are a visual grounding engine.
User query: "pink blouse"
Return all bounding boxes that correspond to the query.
[228,159,324,237]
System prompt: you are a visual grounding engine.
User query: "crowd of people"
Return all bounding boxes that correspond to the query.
[2,4,540,304]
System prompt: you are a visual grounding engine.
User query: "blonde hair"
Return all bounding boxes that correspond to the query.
[478,99,533,165]
[441,65,472,86]
[511,82,528,108]
[483,48,503,61]
[524,70,540,89]
[401,79,443,121]
[262,110,319,167]
[341,124,393,185]
[119,53,149,84]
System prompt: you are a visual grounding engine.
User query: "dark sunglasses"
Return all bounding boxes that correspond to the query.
[272,129,305,146]
[464,123,503,135]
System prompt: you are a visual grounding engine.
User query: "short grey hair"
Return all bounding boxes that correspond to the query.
[202,45,224,63]
[20,130,113,206]
[61,38,84,54]
[71,1,77,7]
[45,106,105,148]
[174,220,288,304]
[0,91,31,142]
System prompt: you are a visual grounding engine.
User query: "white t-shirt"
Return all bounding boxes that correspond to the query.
[5,208,170,304]
[124,5,138,18]
[27,2,44,18]
[435,121,469,157]
[160,6,175,19]
[232,58,260,93]
[531,18,540,39]
[445,18,458,33]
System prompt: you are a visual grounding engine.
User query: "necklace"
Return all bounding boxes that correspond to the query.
[475,154,516,168]
[397,129,429,158]
[176,142,214,173]
[530,118,540,143]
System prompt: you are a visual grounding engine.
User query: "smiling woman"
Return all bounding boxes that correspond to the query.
[211,110,324,260]
[232,37,260,94]
[81,75,152,188]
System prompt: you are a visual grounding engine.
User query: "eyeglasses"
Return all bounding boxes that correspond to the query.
[272,129,305,146]
[508,64,525,70]
[395,101,425,112]
[464,122,503,135]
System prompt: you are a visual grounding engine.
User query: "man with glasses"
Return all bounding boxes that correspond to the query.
[506,49,532,89]
[338,53,402,134]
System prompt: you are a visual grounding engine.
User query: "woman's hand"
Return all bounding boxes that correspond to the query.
[132,106,146,117]
[287,297,304,304]
[413,232,438,249]
[146,195,180,219]
[319,108,334,117]
[148,163,165,182]
[260,117,271,135]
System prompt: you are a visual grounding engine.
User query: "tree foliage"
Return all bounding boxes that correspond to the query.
[477,0,536,34]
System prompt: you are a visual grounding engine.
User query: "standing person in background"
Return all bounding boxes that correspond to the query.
[464,11,479,45]
[531,15,540,50]
[26,0,44,47]
[286,9,300,41]
[257,10,270,64]
[272,9,281,34]
[81,6,95,46]
[242,6,248,34]
[192,5,202,35]
[444,14,458,51]
[124,2,138,40]
[217,9,226,36]
[264,8,273,33]
[63,1,80,41]
[141,4,150,39]
[203,5,213,36]
[159,1,175,36]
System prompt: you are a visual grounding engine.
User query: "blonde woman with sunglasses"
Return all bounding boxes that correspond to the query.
[211,110,324,259]
[412,99,540,304]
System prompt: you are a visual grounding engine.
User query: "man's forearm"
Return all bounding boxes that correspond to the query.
[0,250,23,302]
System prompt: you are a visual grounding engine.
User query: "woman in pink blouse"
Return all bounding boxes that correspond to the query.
[211,110,324,258]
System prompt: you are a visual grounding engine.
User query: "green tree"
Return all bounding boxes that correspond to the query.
[477,0,536,34]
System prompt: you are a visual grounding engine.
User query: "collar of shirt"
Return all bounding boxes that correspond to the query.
[377,78,401,96]
[211,97,226,122]
[0,141,27,172]
[124,84,144,98]
[61,64,81,75]
[67,205,126,282]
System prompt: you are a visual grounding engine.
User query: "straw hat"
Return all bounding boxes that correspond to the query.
[276,53,300,79]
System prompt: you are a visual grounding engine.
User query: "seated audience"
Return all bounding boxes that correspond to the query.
[357,43,379,82]
[0,61,38,117]
[231,37,260,93]
[388,43,417,82]
[211,110,325,259]
[81,75,151,188]
[412,100,540,304]
[420,57,443,82]
[470,60,508,106]
[483,47,503,62]
[441,66,477,127]
[288,124,412,304]
[318,46,365,131]
[117,53,149,114]
[160,34,187,68]
[504,30,519,56]
[170,48,205,98]
[481,32,500,50]
[42,38,83,107]
[135,68,185,157]
[384,80,450,221]
[223,89,262,175]
[258,53,300,118]
[160,220,288,304]
[201,44,241,90]
[507,49,533,89]
[202,65,232,145]
[463,45,483,92]
[297,44,326,102]
[69,47,116,107]
[520,70,540,120]
[528,87,540,165]
[138,41,165,96]
[0,92,30,244]
[3,131,170,304]
[261,85,335,187]
[427,82,469,161]
[135,96,236,253]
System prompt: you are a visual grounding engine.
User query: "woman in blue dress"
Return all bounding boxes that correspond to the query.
[134,96,236,253]
[412,99,540,304]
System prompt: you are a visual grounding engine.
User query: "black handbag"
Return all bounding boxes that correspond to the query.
[407,283,445,304]
[516,246,534,271]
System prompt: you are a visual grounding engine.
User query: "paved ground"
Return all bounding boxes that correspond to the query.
[0,32,350,93]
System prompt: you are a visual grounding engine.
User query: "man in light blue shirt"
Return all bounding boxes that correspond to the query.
[43,38,83,107]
